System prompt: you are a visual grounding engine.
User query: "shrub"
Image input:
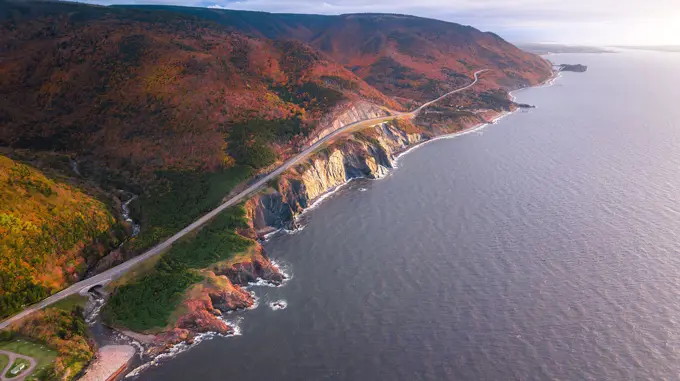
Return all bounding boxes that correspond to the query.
[104,206,254,331]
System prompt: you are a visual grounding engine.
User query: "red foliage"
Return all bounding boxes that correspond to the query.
[0,3,396,178]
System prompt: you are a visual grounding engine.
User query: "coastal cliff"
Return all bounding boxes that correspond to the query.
[153,247,284,351]
[246,104,503,233]
[304,100,395,147]
[0,2,556,378]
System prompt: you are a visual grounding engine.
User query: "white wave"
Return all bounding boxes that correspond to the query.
[541,71,563,88]
[359,188,367,192]
[268,300,288,310]
[261,228,282,242]
[296,175,373,219]
[246,291,260,310]
[302,180,352,214]
[246,259,293,289]
[394,121,492,166]
[110,332,144,357]
[246,278,279,288]
[129,340,145,359]
[490,111,512,124]
[283,224,306,235]
[260,219,307,243]
[125,320,243,378]
[270,259,293,284]
[508,70,561,104]
[125,333,222,378]
[220,316,243,336]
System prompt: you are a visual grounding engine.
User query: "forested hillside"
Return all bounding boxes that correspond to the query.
[0,0,395,180]
[119,6,553,102]
[0,0,551,322]
[0,155,121,318]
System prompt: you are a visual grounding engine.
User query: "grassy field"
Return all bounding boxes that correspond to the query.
[0,353,8,373]
[0,155,119,320]
[49,294,88,312]
[4,358,30,378]
[0,339,57,381]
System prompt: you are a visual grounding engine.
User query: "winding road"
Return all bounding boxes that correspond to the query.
[0,70,488,330]
[0,350,36,381]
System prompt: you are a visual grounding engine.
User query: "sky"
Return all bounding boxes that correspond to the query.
[87,0,680,45]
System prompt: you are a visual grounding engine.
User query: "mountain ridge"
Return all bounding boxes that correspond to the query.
[0,3,554,378]
[118,5,552,101]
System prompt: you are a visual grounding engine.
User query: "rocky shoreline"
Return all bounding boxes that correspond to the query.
[111,70,557,377]
[123,249,285,358]
[110,110,502,377]
[246,109,515,235]
[247,68,560,238]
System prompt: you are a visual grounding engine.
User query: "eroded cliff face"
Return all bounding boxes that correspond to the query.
[304,100,394,147]
[246,109,491,233]
[154,247,284,351]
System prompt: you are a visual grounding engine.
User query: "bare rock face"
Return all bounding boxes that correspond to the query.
[153,249,285,351]
[246,105,513,237]
[306,100,393,146]
[247,119,427,233]
[156,328,192,352]
[166,298,232,337]
[216,256,285,286]
[208,281,255,311]
[154,293,234,351]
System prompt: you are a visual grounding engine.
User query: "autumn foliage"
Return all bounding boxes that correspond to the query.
[0,0,554,328]
[10,307,94,380]
[0,155,119,318]
[121,7,554,102]
[0,1,395,179]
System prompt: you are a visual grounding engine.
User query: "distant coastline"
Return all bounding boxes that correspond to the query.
[615,45,680,53]
[517,43,614,55]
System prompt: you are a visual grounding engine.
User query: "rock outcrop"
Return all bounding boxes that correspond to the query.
[154,248,284,350]
[305,100,395,146]
[558,64,588,72]
[215,255,285,286]
[246,110,495,233]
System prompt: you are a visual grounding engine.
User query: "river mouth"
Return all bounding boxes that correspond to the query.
[139,50,680,380]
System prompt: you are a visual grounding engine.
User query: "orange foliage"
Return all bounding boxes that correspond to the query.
[0,4,399,179]
[0,155,117,317]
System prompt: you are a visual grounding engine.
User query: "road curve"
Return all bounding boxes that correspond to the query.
[0,70,488,330]
[0,350,37,381]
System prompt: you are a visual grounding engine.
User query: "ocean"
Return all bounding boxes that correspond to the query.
[139,50,680,380]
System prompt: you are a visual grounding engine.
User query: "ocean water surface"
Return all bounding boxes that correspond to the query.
[139,51,680,380]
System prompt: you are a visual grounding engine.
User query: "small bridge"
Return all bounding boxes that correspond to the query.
[78,279,112,296]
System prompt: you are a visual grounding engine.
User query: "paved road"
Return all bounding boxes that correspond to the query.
[0,350,37,381]
[0,70,487,330]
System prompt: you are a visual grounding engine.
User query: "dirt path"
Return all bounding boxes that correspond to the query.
[0,350,37,381]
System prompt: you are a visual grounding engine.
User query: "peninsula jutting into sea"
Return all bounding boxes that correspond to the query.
[0,0,677,380]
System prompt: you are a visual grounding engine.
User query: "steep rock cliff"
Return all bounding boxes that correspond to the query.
[246,111,489,233]
[304,100,395,146]
[154,248,284,350]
